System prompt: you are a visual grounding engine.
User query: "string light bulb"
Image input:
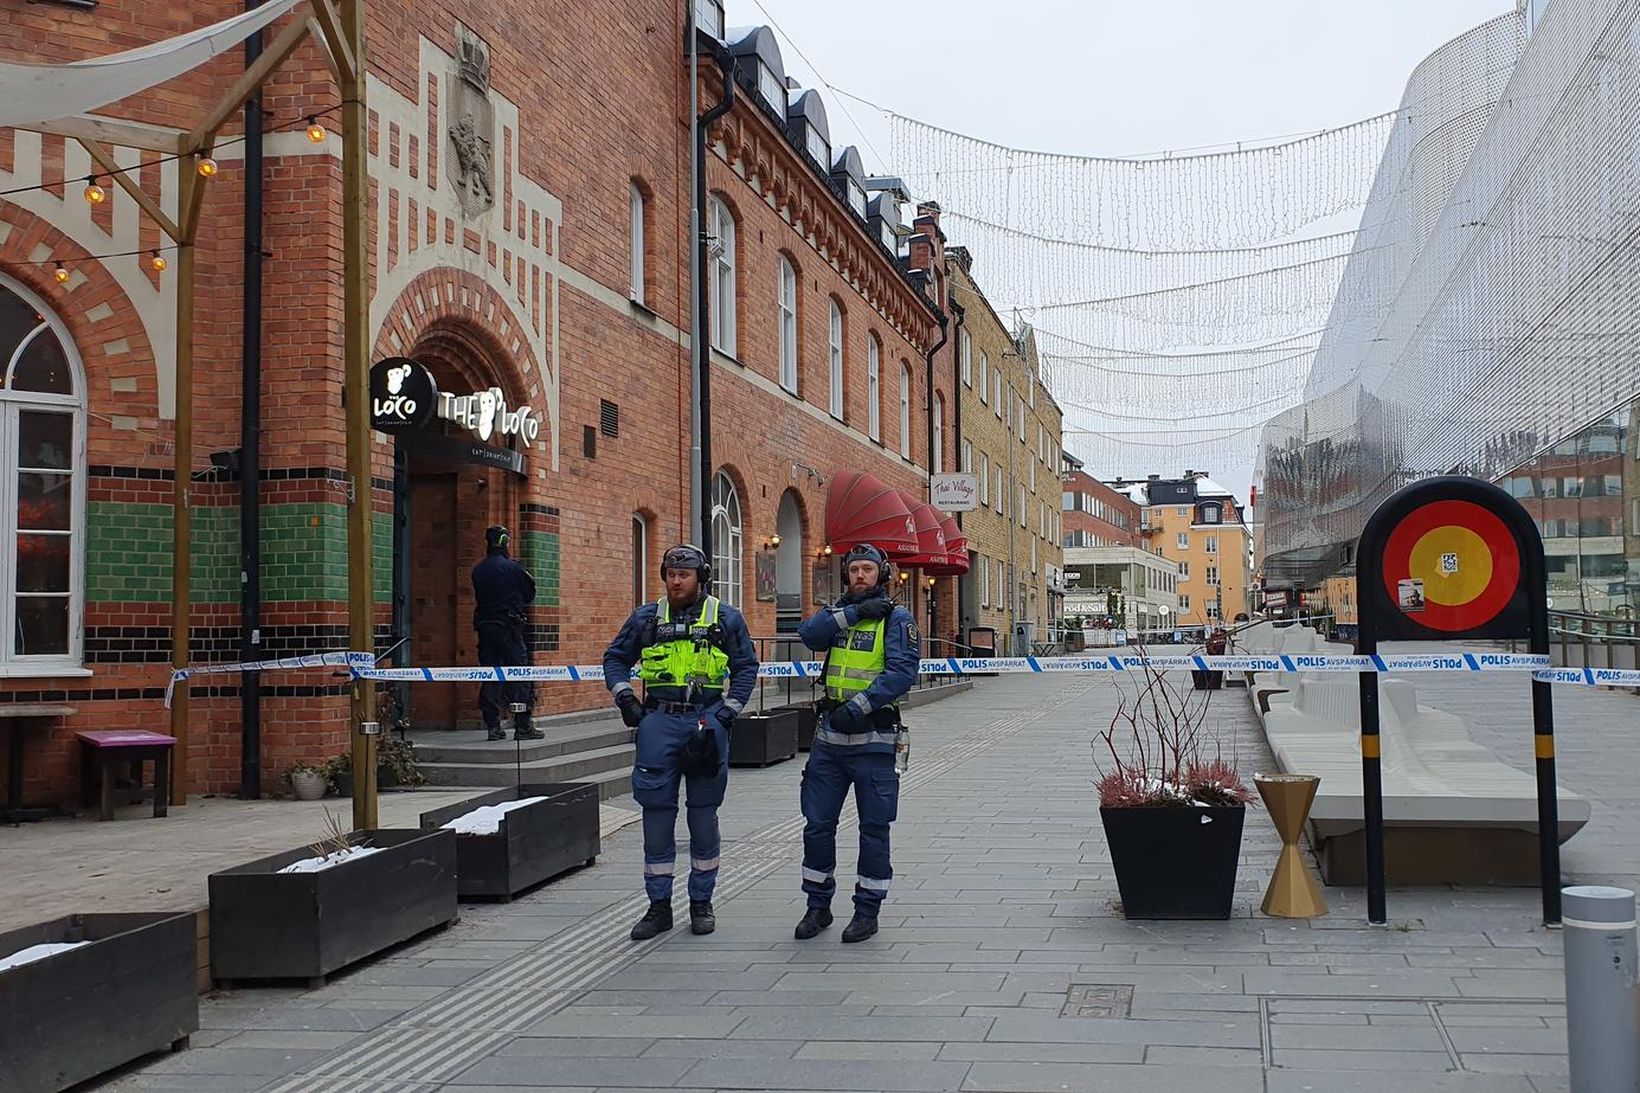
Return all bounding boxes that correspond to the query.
[196,157,218,178]
[150,251,168,272]
[83,178,106,205]
[53,264,70,284]
[306,117,327,143]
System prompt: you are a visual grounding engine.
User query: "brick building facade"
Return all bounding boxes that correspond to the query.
[947,252,1063,653]
[0,0,954,806]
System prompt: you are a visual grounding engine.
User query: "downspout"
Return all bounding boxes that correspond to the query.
[949,298,966,640]
[239,4,265,799]
[694,48,735,549]
[923,311,948,644]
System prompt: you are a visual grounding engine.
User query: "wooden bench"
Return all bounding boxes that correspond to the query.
[77,730,176,821]
[1,704,76,824]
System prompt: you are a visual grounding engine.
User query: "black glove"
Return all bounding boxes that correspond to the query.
[711,702,737,731]
[616,691,645,728]
[827,700,862,733]
[854,597,893,621]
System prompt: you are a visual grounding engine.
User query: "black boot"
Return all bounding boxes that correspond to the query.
[629,900,673,941]
[794,907,833,940]
[513,724,544,741]
[690,900,716,935]
[840,913,878,943]
[484,725,507,742]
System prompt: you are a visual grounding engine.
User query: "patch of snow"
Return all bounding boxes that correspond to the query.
[0,941,88,972]
[277,845,384,874]
[441,796,549,835]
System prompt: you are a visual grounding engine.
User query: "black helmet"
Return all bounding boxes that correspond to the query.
[841,542,890,587]
[485,525,510,549]
[660,543,712,587]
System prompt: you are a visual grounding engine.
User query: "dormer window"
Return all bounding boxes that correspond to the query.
[693,0,725,38]
[1200,503,1222,524]
[880,222,896,252]
[847,180,867,217]
[757,64,787,113]
[806,128,831,171]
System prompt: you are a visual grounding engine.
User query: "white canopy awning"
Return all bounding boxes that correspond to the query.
[0,0,306,128]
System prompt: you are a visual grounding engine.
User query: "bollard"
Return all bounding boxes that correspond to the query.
[1562,885,1640,1092]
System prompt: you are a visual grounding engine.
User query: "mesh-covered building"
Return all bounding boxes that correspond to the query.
[1260,0,1640,616]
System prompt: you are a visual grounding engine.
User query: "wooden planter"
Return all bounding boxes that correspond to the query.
[1100,804,1246,919]
[208,827,457,985]
[419,782,600,900]
[728,709,800,767]
[0,912,198,1092]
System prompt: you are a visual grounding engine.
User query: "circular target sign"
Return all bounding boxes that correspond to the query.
[1380,499,1521,633]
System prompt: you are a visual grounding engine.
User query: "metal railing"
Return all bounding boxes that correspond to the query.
[1503,609,1640,672]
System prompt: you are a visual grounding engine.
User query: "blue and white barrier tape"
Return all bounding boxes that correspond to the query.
[163,649,1640,706]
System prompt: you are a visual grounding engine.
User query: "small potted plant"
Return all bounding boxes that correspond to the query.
[286,762,328,801]
[377,736,425,791]
[1094,649,1253,919]
[326,753,353,798]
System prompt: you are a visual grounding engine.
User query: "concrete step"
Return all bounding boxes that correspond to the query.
[406,723,634,766]
[419,743,635,792]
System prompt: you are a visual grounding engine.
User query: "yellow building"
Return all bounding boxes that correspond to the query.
[948,250,1064,653]
[1111,473,1252,631]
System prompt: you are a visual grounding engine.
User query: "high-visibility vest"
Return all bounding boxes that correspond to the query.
[824,618,886,703]
[637,596,730,689]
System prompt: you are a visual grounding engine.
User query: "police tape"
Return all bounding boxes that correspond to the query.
[163,649,1640,707]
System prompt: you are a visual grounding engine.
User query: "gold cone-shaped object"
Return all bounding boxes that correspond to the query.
[1255,774,1327,918]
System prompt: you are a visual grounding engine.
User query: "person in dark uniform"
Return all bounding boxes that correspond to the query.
[471,524,542,741]
[604,544,758,939]
[793,542,920,943]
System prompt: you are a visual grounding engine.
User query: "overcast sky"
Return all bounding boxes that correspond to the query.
[727,0,1511,173]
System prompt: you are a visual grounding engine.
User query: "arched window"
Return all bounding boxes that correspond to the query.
[710,470,743,607]
[777,255,798,393]
[709,196,736,354]
[866,334,881,442]
[827,300,844,419]
[898,362,912,460]
[631,513,649,607]
[1,275,86,668]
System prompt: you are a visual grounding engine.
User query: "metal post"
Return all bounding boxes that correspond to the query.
[341,0,377,832]
[1357,634,1387,925]
[168,166,197,808]
[1562,885,1640,1092]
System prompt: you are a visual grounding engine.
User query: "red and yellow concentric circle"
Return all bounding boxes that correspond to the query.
[1381,500,1520,632]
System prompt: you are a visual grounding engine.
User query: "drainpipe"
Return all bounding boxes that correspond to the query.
[693,43,735,549]
[923,311,948,643]
[239,4,266,799]
[949,298,966,640]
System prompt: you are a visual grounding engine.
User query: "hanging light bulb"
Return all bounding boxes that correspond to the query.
[150,251,168,272]
[83,177,106,205]
[306,117,328,143]
[53,264,70,284]
[196,157,219,178]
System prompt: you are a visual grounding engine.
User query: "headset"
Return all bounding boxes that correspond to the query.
[660,543,713,588]
[841,542,891,588]
[485,525,510,549]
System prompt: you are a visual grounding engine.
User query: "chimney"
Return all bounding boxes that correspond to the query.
[909,200,946,307]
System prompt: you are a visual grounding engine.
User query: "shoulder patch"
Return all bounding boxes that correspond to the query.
[904,620,920,644]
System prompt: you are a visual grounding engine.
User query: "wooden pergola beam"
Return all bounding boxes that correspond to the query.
[20,115,185,155]
[76,138,183,243]
[308,0,357,84]
[184,12,314,153]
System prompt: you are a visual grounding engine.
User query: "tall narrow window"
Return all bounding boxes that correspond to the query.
[631,514,648,607]
[994,371,1002,418]
[778,256,798,393]
[959,330,972,386]
[828,300,844,419]
[962,439,973,474]
[709,197,736,354]
[898,363,912,460]
[1,275,86,669]
[628,181,645,305]
[980,453,990,504]
[932,395,944,474]
[979,351,989,403]
[710,470,743,607]
[867,335,881,442]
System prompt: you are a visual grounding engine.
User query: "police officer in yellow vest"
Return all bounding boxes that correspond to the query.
[604,544,758,940]
[794,542,920,943]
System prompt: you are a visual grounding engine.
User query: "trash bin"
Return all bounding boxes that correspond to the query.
[1193,628,1227,690]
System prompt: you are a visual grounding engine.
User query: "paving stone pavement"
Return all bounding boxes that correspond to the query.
[91,664,1628,1093]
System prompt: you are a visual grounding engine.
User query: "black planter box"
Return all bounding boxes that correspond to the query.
[729,710,800,767]
[208,827,457,984]
[1191,669,1225,690]
[0,911,198,1092]
[792,705,818,751]
[1100,805,1245,919]
[419,782,600,900]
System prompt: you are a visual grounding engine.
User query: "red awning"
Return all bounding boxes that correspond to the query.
[926,512,970,576]
[903,498,959,569]
[824,471,918,557]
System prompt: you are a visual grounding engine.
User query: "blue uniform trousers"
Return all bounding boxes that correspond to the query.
[630,706,729,902]
[800,742,899,916]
